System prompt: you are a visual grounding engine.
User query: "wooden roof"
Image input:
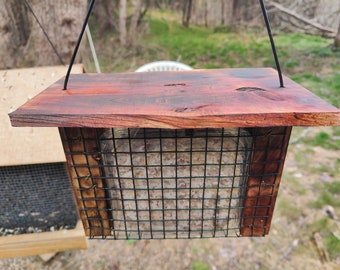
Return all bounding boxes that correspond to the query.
[1,65,84,166]
[9,68,339,129]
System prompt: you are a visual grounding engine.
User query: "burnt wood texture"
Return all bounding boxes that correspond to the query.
[9,68,340,128]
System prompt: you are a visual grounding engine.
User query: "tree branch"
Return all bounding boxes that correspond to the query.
[267,1,336,37]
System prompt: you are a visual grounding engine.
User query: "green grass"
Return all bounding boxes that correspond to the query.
[326,180,340,194]
[307,218,340,260]
[277,200,303,220]
[291,73,340,108]
[293,147,315,169]
[312,191,340,208]
[304,131,340,150]
[324,234,340,260]
[312,181,340,209]
[146,18,272,68]
[192,261,211,270]
[282,173,308,195]
[127,239,137,245]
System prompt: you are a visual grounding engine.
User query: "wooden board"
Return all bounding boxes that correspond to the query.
[59,128,111,237]
[0,221,87,259]
[1,65,84,166]
[9,68,340,129]
[241,126,292,236]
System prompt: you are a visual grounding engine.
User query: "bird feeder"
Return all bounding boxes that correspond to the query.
[9,67,340,239]
[8,0,340,240]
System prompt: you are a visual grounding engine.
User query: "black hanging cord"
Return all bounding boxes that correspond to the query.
[23,0,65,66]
[63,0,283,89]
[63,0,96,90]
[259,0,284,88]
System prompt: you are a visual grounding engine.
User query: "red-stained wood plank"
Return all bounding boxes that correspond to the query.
[240,126,292,236]
[9,68,339,128]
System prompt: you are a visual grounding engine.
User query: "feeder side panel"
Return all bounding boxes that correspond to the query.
[241,126,292,236]
[59,128,111,237]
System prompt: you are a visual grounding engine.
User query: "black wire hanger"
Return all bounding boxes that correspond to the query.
[63,0,284,90]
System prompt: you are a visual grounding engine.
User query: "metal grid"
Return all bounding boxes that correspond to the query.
[0,163,78,235]
[62,127,290,239]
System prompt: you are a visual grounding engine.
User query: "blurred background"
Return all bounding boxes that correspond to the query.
[0,0,339,269]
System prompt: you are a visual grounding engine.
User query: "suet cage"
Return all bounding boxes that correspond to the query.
[8,0,340,241]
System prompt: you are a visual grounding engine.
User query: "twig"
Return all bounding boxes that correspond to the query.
[312,232,330,263]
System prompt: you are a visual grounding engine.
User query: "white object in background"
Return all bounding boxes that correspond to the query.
[135,61,192,72]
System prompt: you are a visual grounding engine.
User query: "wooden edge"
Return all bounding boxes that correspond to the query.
[262,127,292,234]
[59,128,89,236]
[241,126,292,236]
[0,221,88,259]
[8,68,340,129]
[59,128,111,237]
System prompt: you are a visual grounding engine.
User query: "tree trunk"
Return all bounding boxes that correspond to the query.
[128,0,142,45]
[315,0,340,30]
[186,0,258,28]
[334,22,340,50]
[231,0,259,27]
[182,0,193,28]
[267,0,339,37]
[93,0,119,35]
[119,0,127,46]
[117,0,148,47]
[0,0,88,69]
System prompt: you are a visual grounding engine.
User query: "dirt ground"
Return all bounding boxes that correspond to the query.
[0,127,339,270]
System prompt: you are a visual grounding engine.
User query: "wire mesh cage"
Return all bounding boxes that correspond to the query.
[59,126,291,239]
[0,163,78,235]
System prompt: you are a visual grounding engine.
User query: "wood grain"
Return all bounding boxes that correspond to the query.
[0,221,87,259]
[9,68,340,128]
[59,128,111,237]
[240,126,292,236]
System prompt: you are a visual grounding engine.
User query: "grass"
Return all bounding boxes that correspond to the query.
[127,239,137,245]
[305,131,340,150]
[324,234,340,260]
[312,181,340,209]
[282,172,308,195]
[291,73,340,108]
[192,261,211,270]
[146,18,272,68]
[307,218,340,260]
[277,200,303,220]
[293,147,315,170]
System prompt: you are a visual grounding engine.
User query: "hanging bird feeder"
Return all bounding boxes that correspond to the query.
[9,1,340,240]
